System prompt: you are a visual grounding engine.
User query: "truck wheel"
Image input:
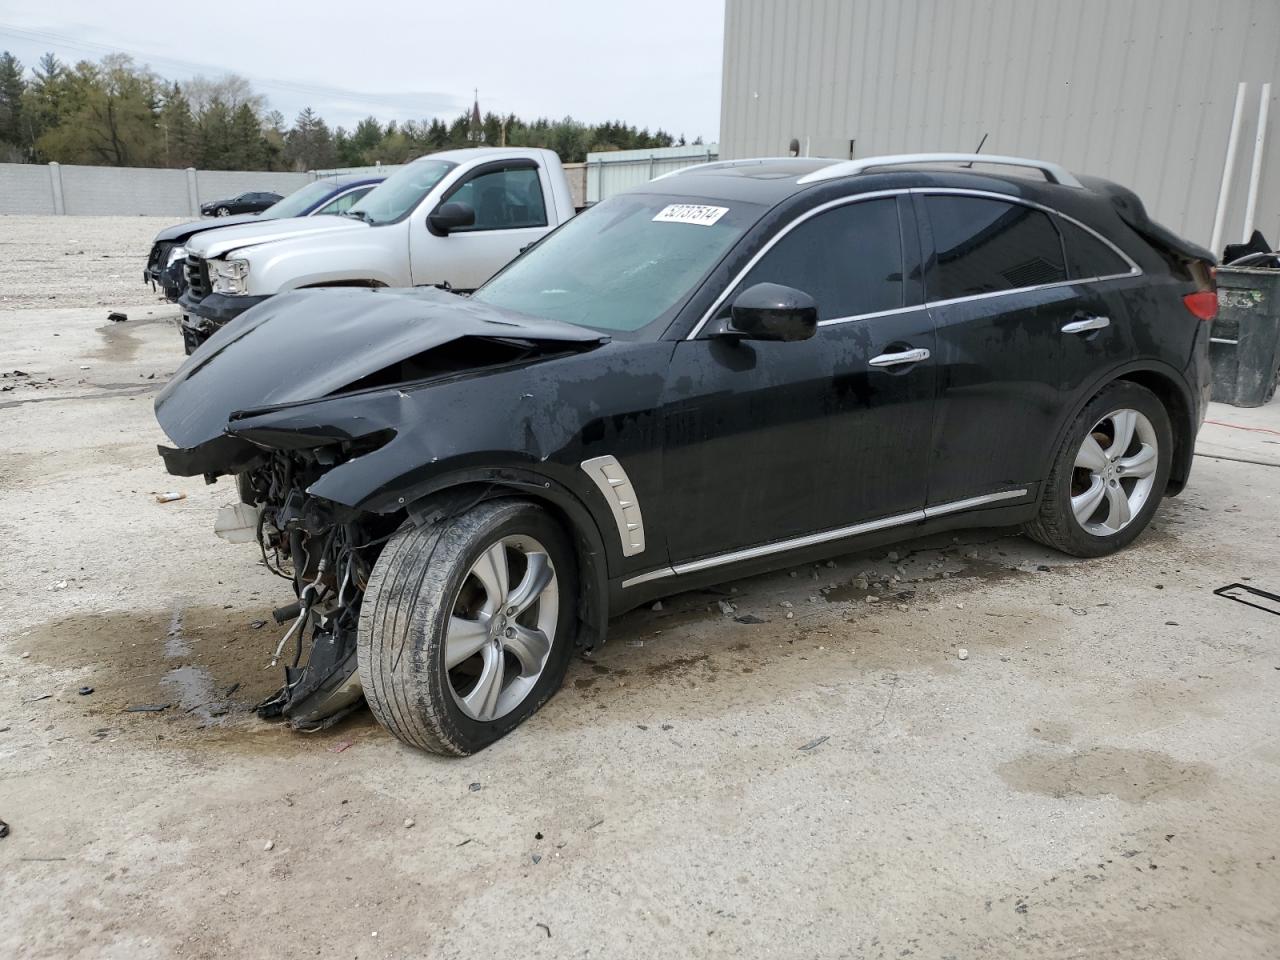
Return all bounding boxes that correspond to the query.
[357,499,577,755]
[1025,382,1172,558]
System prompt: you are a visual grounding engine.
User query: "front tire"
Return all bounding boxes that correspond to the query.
[216,206,230,216]
[357,499,578,755]
[1025,382,1172,558]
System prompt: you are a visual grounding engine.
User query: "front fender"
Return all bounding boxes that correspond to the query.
[247,240,407,294]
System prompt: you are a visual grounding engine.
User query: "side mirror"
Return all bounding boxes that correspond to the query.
[720,282,818,342]
[428,201,476,235]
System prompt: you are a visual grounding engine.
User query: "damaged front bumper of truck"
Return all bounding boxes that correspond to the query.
[154,286,607,729]
[178,291,270,354]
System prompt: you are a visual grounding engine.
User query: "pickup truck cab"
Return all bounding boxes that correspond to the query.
[178,147,574,351]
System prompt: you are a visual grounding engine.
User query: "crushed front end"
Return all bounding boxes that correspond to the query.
[152,285,609,730]
[216,439,398,728]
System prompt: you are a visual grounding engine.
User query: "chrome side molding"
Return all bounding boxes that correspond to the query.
[580,455,646,557]
[620,487,1029,588]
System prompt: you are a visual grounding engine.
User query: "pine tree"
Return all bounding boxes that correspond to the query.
[0,51,26,159]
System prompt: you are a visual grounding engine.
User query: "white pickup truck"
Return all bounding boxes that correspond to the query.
[177,147,576,352]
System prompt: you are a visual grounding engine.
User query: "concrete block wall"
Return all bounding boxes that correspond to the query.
[0,163,57,215]
[0,163,314,217]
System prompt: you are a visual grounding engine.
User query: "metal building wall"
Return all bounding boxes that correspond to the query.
[584,144,720,202]
[720,0,1280,248]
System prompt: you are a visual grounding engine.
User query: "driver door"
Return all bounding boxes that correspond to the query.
[660,195,937,565]
[412,160,551,291]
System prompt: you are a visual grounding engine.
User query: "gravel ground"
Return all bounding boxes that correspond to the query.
[1,218,1279,959]
[0,215,184,311]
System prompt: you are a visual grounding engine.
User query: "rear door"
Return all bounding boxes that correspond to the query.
[413,160,551,290]
[661,194,937,564]
[916,191,1128,506]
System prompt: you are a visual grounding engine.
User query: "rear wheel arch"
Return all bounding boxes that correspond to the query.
[399,471,611,650]
[1112,370,1193,496]
[1043,362,1194,498]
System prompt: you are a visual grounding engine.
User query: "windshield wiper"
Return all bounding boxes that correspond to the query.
[344,210,374,224]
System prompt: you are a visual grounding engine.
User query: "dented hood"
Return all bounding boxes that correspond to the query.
[155,286,607,451]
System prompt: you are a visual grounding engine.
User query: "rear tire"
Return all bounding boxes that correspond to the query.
[1025,382,1172,558]
[357,499,577,755]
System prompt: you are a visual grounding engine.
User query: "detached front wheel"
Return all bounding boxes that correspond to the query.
[357,499,577,755]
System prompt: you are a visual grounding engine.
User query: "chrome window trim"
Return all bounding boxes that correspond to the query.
[620,488,1028,588]
[686,187,1142,340]
[912,187,1142,278]
[685,189,910,340]
[580,455,646,557]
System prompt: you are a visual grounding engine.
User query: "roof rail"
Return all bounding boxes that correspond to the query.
[651,157,797,181]
[796,153,1083,188]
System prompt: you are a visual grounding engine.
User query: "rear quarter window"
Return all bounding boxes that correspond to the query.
[1055,217,1132,279]
[924,195,1066,299]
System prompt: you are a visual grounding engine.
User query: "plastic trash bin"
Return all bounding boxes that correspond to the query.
[1210,267,1280,407]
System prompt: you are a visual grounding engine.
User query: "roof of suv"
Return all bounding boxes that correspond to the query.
[635,152,1089,206]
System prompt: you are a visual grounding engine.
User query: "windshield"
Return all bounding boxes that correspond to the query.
[262,180,342,219]
[348,159,456,225]
[473,194,762,333]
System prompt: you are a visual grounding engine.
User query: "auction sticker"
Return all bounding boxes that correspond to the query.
[652,203,729,226]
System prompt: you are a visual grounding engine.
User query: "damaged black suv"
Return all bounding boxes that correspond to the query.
[155,153,1217,755]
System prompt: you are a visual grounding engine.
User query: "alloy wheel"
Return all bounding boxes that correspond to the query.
[1070,408,1159,536]
[445,535,558,721]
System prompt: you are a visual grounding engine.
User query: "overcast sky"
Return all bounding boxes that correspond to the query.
[0,0,725,140]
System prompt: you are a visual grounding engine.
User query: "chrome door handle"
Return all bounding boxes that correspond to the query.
[868,347,930,367]
[1061,315,1110,334]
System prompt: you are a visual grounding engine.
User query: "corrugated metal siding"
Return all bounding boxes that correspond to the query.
[585,144,720,202]
[720,0,1280,247]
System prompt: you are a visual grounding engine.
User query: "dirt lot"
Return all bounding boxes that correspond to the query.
[2,216,1279,959]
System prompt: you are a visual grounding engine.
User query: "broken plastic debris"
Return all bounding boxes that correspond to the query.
[155,491,187,503]
[213,501,260,542]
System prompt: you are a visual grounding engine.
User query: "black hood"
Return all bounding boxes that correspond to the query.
[155,286,607,456]
[152,214,268,245]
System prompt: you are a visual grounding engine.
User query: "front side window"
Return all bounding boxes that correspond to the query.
[924,195,1066,299]
[315,187,372,216]
[348,158,456,226]
[732,198,904,321]
[473,193,763,334]
[262,180,336,218]
[446,165,548,231]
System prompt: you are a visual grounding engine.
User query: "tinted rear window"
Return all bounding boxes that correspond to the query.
[1056,217,1131,279]
[734,197,904,321]
[924,195,1066,299]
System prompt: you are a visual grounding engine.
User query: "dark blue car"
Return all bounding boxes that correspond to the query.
[144,175,384,301]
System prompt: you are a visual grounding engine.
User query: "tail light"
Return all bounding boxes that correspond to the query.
[1182,291,1218,321]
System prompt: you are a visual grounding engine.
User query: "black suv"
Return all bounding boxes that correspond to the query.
[155,153,1216,755]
